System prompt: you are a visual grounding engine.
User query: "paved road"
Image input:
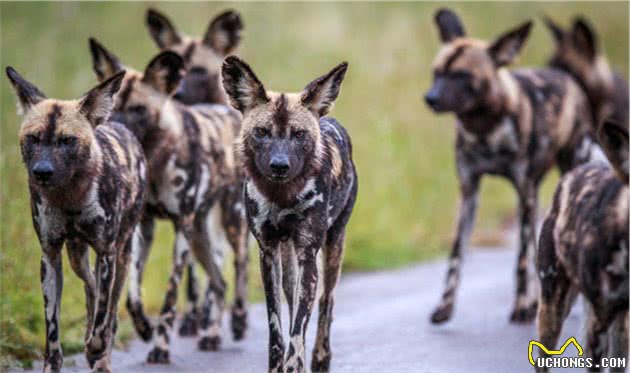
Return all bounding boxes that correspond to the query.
[24,248,585,372]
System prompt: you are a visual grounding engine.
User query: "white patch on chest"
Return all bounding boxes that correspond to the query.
[78,182,107,224]
[246,178,324,235]
[486,117,519,153]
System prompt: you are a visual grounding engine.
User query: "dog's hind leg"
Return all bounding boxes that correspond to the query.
[535,217,577,372]
[192,203,227,351]
[431,169,480,324]
[221,188,250,341]
[126,216,154,342]
[178,261,201,337]
[609,311,629,373]
[146,215,195,364]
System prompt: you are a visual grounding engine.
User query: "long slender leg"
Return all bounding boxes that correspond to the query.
[260,246,284,373]
[312,230,345,373]
[146,216,194,364]
[41,244,64,373]
[85,250,117,370]
[178,261,200,337]
[535,217,577,372]
[609,311,628,373]
[285,247,320,373]
[191,205,227,351]
[66,239,96,342]
[281,241,297,335]
[430,170,480,323]
[586,311,612,373]
[511,183,539,323]
[224,192,250,341]
[126,215,154,341]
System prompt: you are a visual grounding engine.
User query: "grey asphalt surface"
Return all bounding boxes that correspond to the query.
[23,247,585,373]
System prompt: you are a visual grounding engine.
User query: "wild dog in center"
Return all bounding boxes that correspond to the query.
[536,119,628,372]
[145,7,243,105]
[89,39,246,363]
[222,56,357,373]
[6,68,146,372]
[145,7,248,337]
[425,9,599,324]
[544,16,629,129]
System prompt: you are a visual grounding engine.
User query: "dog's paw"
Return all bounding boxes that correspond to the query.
[198,336,221,351]
[311,353,331,373]
[509,303,537,323]
[146,347,170,364]
[430,304,453,324]
[178,312,198,337]
[231,309,248,341]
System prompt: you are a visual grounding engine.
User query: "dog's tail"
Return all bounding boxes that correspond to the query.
[126,225,154,342]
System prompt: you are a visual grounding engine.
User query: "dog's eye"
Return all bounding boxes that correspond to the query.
[292,130,306,140]
[255,127,270,138]
[129,105,147,115]
[58,136,77,147]
[26,134,41,144]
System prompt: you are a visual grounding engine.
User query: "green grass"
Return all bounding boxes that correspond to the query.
[0,1,627,369]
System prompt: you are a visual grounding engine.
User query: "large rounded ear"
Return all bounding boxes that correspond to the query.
[89,38,124,82]
[301,62,348,118]
[5,66,46,115]
[542,15,565,44]
[203,10,244,55]
[221,56,268,113]
[146,8,182,49]
[572,17,598,61]
[598,118,629,183]
[488,21,532,67]
[434,8,466,43]
[142,51,185,95]
[79,71,125,127]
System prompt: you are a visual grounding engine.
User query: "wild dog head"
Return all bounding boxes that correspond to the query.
[89,38,185,142]
[6,66,124,190]
[221,56,347,186]
[543,16,615,119]
[425,8,532,114]
[146,8,243,105]
[598,119,629,183]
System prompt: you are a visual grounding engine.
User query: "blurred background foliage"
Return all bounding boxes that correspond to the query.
[1,2,627,368]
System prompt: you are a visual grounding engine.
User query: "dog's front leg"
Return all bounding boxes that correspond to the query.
[285,247,319,373]
[40,244,64,373]
[510,183,539,323]
[260,245,285,373]
[85,250,116,372]
[431,168,480,324]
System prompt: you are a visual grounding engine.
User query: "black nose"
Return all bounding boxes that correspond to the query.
[424,92,439,108]
[32,161,54,181]
[270,157,290,175]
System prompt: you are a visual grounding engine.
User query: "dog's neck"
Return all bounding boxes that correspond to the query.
[456,70,520,136]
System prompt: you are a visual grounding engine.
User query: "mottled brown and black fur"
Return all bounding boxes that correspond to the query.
[536,119,628,372]
[6,67,146,372]
[222,56,357,373]
[544,16,629,129]
[145,8,248,337]
[89,39,247,363]
[425,9,600,325]
[146,8,243,105]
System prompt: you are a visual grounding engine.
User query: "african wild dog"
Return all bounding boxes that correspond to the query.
[425,9,600,324]
[544,16,629,129]
[88,39,246,363]
[6,67,146,372]
[536,119,628,372]
[145,7,248,337]
[222,56,357,373]
[146,7,243,105]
